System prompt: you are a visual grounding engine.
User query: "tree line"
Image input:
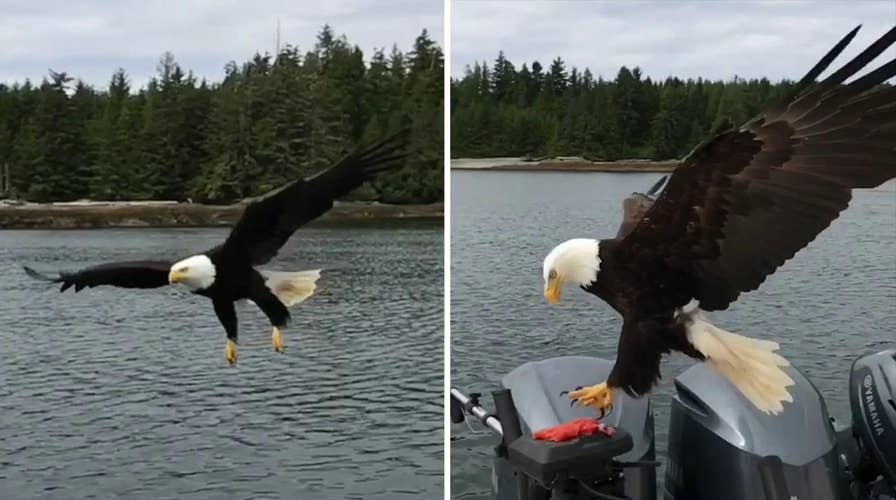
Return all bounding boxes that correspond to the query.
[451,52,810,160]
[0,26,443,204]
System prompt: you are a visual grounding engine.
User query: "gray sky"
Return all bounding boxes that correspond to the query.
[0,0,442,89]
[452,0,895,81]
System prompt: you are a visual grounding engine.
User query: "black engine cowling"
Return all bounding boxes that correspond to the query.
[849,349,896,491]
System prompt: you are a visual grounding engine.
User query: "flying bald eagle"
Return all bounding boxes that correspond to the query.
[543,25,896,416]
[25,132,407,364]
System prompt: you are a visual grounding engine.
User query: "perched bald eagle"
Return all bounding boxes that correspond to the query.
[25,132,407,364]
[543,25,896,416]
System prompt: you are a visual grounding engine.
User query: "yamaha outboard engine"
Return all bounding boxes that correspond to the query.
[847,349,896,499]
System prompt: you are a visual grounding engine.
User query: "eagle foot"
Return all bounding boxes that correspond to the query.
[225,339,238,365]
[272,327,286,353]
[564,382,613,419]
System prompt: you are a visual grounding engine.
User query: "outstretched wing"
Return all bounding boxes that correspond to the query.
[220,131,408,265]
[24,261,173,292]
[618,25,896,311]
[615,176,667,238]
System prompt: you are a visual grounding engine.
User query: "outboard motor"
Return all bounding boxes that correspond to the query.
[664,360,846,499]
[664,349,896,500]
[453,349,895,500]
[846,349,896,499]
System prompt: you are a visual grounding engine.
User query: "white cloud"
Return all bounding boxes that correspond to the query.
[451,0,895,82]
[0,0,442,89]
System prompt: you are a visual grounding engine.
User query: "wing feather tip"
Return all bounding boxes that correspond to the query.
[23,265,59,282]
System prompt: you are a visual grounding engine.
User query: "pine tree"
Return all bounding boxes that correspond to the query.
[90,69,131,199]
[548,57,568,97]
[492,51,515,103]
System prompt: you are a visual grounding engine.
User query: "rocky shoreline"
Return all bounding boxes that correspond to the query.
[0,201,443,229]
[451,157,678,172]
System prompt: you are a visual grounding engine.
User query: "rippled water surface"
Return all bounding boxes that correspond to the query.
[450,170,895,499]
[0,221,443,500]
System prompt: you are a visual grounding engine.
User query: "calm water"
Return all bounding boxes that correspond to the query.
[0,222,443,500]
[450,170,896,499]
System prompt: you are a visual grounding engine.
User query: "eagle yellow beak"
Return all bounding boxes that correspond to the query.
[168,269,186,284]
[544,277,562,304]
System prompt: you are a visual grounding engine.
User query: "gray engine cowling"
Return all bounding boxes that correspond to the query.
[664,361,846,500]
[492,356,657,500]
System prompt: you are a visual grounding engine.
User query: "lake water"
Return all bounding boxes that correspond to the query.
[450,169,896,499]
[0,222,443,500]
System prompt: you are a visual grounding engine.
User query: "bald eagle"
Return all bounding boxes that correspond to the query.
[543,25,896,416]
[24,132,407,364]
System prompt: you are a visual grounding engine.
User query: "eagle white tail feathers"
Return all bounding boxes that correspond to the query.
[261,269,321,307]
[685,312,795,415]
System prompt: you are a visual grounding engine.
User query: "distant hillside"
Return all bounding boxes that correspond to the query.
[452,52,803,160]
[0,26,443,205]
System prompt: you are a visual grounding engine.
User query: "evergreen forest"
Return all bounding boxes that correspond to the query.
[0,26,443,204]
[451,52,814,160]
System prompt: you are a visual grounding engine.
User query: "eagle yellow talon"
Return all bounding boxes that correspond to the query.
[225,339,238,365]
[566,382,613,416]
[272,327,285,353]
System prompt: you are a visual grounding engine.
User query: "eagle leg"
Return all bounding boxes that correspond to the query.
[212,300,239,365]
[225,339,238,365]
[272,326,286,353]
[565,382,614,418]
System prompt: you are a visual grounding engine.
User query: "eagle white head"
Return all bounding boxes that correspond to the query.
[168,255,216,291]
[542,238,601,303]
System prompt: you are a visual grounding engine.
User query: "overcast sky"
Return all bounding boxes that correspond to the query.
[452,0,895,82]
[0,0,442,89]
